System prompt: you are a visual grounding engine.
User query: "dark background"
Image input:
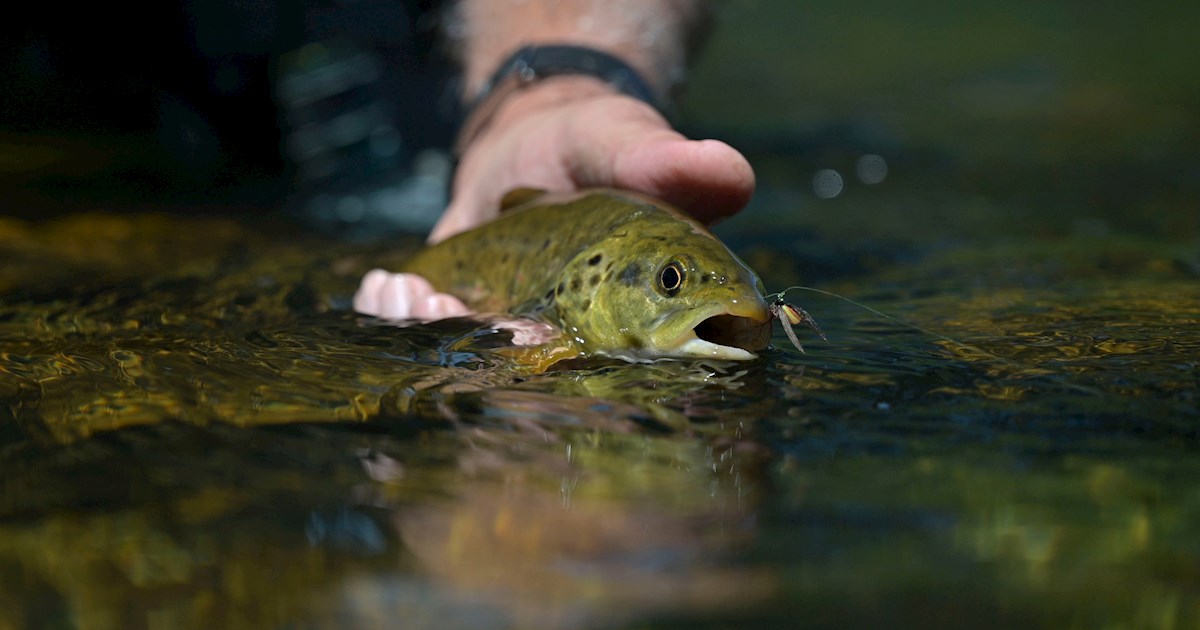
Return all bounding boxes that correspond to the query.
[1,0,454,213]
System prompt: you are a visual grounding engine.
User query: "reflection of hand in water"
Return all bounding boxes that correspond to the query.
[310,384,779,627]
[387,420,777,628]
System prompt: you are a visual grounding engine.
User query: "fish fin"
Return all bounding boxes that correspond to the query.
[494,341,582,373]
[499,187,548,212]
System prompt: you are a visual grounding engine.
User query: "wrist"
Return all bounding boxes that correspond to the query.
[457,75,625,157]
[451,1,708,101]
[454,44,666,157]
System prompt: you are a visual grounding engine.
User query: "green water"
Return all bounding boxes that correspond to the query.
[2,2,1199,629]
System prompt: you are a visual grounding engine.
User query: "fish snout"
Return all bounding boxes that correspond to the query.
[676,299,772,360]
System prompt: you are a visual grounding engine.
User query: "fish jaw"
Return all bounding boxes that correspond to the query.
[657,300,773,361]
[674,338,758,361]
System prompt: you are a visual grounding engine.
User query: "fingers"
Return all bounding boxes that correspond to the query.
[564,100,755,224]
[439,89,757,242]
[353,269,470,320]
[613,137,755,225]
[413,293,472,320]
[427,202,474,244]
[353,268,391,315]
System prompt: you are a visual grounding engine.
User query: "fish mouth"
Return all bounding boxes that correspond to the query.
[673,304,772,361]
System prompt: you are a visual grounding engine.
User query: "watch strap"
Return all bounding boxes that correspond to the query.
[455,45,663,156]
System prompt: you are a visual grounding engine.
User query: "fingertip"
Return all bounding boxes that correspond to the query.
[687,139,756,219]
[353,291,378,316]
[381,274,419,319]
[695,138,756,192]
[427,212,459,244]
[402,273,435,296]
[354,269,390,315]
[615,137,755,224]
[413,294,471,320]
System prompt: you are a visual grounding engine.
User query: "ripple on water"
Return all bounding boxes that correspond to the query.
[1,214,1199,628]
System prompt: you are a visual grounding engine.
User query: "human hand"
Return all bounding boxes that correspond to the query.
[356,76,756,322]
[429,76,755,243]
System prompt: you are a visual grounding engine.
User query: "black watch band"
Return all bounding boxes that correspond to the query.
[454,45,663,155]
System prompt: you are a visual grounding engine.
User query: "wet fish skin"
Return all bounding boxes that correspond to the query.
[400,188,772,364]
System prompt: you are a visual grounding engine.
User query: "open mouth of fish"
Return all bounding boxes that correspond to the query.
[674,303,773,361]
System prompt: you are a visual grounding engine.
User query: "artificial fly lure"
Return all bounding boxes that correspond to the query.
[766,291,827,354]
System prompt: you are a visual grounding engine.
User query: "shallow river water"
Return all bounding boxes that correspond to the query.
[2,1,1199,628]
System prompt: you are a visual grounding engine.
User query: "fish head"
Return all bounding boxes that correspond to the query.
[555,209,773,362]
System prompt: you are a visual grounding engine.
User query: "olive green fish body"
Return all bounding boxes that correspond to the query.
[402,189,772,363]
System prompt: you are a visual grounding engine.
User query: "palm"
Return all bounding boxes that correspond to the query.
[431,91,754,243]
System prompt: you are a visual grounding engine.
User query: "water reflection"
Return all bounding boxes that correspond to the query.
[383,425,774,629]
[6,1,1200,609]
[2,200,1199,627]
[0,389,774,629]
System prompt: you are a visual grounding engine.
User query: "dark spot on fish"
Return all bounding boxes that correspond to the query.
[581,299,591,311]
[571,277,582,291]
[543,288,555,302]
[455,259,464,271]
[700,273,710,283]
[619,262,641,286]
[556,282,565,295]
[541,238,551,251]
[588,254,603,266]
[589,274,600,287]
[500,252,509,263]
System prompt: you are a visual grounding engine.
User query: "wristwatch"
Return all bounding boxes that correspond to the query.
[454,45,663,156]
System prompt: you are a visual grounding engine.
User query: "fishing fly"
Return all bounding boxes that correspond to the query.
[766,291,826,354]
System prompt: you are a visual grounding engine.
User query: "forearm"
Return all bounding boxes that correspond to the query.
[430,0,750,244]
[448,0,711,103]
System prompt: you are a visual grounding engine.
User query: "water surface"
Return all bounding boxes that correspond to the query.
[2,1,1199,628]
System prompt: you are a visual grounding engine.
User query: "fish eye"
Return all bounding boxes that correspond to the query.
[658,261,685,296]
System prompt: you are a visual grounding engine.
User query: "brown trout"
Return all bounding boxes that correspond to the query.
[401,188,772,369]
